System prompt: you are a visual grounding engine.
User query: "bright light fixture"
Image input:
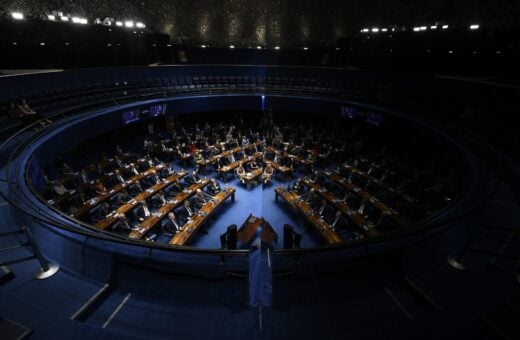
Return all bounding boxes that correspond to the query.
[229,45,235,49]
[372,28,379,33]
[430,25,437,29]
[124,21,134,28]
[136,22,145,28]
[442,25,449,29]
[11,12,24,20]
[470,24,479,30]
[274,46,280,50]
[115,21,123,26]
[48,15,56,21]
[257,46,262,49]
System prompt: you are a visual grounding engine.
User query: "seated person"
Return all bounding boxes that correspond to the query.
[184,170,200,186]
[151,190,167,208]
[206,179,222,195]
[193,188,213,209]
[162,212,183,235]
[143,170,161,187]
[301,188,320,210]
[109,169,126,187]
[76,169,92,185]
[165,178,185,196]
[178,200,196,221]
[262,162,274,184]
[93,179,107,196]
[128,180,144,196]
[112,213,133,233]
[128,163,140,176]
[291,179,307,196]
[93,202,111,223]
[52,180,69,197]
[133,201,152,222]
[118,190,131,205]
[241,136,249,146]
[236,164,246,182]
[193,152,204,166]
[235,150,245,161]
[248,161,259,171]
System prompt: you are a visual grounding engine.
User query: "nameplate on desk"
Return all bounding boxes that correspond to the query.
[146,189,154,193]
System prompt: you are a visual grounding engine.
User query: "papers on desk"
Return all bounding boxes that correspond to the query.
[109,189,115,194]
[47,199,55,205]
[168,199,178,204]
[153,212,162,217]
[129,199,136,205]
[146,188,154,193]
[246,172,252,177]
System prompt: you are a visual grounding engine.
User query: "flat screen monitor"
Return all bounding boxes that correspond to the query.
[122,109,140,124]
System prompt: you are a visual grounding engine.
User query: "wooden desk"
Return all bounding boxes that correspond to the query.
[237,215,263,243]
[94,170,188,230]
[275,187,343,245]
[324,172,407,227]
[169,187,236,246]
[239,168,263,190]
[237,215,277,244]
[74,164,167,219]
[127,179,210,239]
[302,179,380,237]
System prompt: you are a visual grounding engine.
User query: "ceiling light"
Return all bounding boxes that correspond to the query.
[11,12,24,20]
[48,15,56,21]
[470,24,479,30]
[124,21,134,28]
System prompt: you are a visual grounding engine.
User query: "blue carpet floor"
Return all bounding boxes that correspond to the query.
[167,162,325,249]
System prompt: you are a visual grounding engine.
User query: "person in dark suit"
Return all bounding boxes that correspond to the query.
[94,179,107,196]
[151,190,167,209]
[112,213,133,232]
[128,180,143,196]
[143,170,161,187]
[206,179,221,195]
[162,212,183,235]
[109,169,126,187]
[184,170,200,186]
[133,201,151,222]
[165,178,184,197]
[193,189,213,209]
[93,202,111,223]
[178,200,196,221]
[128,163,140,176]
[118,190,131,206]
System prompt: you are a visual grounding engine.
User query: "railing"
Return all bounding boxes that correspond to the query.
[0,66,493,263]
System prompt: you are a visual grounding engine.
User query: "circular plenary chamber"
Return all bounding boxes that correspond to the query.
[19,94,472,251]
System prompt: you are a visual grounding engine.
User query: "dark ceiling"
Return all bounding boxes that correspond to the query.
[2,0,520,47]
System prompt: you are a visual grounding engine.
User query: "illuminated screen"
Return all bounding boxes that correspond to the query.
[150,104,166,117]
[122,110,140,124]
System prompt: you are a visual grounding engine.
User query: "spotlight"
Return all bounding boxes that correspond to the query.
[420,26,427,31]
[469,24,479,30]
[274,46,280,50]
[381,28,388,32]
[40,42,46,46]
[60,16,69,22]
[115,21,123,27]
[11,12,24,20]
[124,21,134,28]
[80,18,88,24]
[413,27,420,32]
[361,28,369,33]
[229,45,235,49]
[136,22,145,28]
[442,25,449,29]
[256,46,262,49]
[201,44,207,48]
[103,18,112,26]
[371,28,379,33]
[71,17,81,23]
[48,15,56,21]
[303,47,308,50]
[430,25,437,29]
